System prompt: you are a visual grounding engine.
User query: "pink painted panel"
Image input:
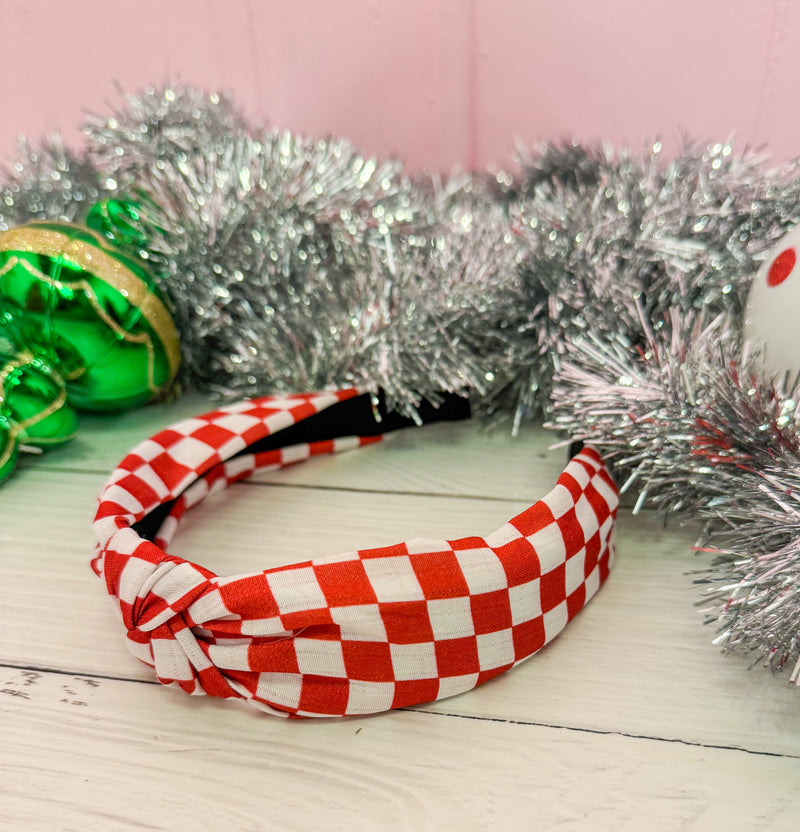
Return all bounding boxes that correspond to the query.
[474,0,787,165]
[1,0,799,172]
[245,0,473,169]
[0,0,471,171]
[753,1,800,161]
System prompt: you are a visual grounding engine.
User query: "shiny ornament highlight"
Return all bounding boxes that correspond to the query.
[0,220,180,411]
[0,352,77,483]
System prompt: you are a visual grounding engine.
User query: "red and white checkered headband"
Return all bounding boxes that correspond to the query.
[93,388,619,718]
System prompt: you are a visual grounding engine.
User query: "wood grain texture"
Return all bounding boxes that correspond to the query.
[1,668,798,832]
[3,403,800,828]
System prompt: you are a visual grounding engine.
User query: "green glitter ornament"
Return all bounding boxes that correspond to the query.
[0,351,77,483]
[0,219,180,412]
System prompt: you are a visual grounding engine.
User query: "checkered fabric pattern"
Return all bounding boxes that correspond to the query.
[93,388,619,718]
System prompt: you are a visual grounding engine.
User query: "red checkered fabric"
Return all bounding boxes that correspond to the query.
[93,388,619,718]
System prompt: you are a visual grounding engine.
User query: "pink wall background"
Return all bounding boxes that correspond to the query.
[2,0,800,172]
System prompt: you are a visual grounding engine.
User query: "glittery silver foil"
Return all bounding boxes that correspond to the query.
[549,312,800,679]
[500,141,800,422]
[0,134,104,228]
[2,86,521,420]
[509,141,800,680]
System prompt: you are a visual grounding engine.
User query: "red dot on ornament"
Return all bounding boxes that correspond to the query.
[767,247,796,286]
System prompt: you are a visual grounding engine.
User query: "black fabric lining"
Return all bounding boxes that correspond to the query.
[133,391,470,542]
[568,440,585,460]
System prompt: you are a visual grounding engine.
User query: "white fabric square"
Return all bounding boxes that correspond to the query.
[567,462,591,488]
[133,463,170,499]
[313,549,360,566]
[476,630,515,670]
[452,548,507,595]
[216,436,247,460]
[111,527,146,556]
[345,680,396,715]
[209,412,262,433]
[100,484,144,516]
[118,557,156,605]
[280,443,310,464]
[583,566,600,601]
[126,635,153,666]
[240,616,291,637]
[575,494,599,542]
[187,588,229,626]
[543,601,569,642]
[168,417,210,436]
[181,477,210,511]
[426,597,475,640]
[593,474,618,512]
[508,579,542,625]
[543,483,575,519]
[132,438,170,461]
[261,396,305,411]
[485,523,524,548]
[154,513,177,546]
[221,453,255,480]
[106,467,128,486]
[529,523,566,571]
[208,641,252,671]
[564,548,587,596]
[264,411,294,435]
[599,514,614,545]
[226,399,265,413]
[390,642,437,680]
[174,627,213,671]
[332,436,361,452]
[436,673,479,699]
[256,672,303,710]
[330,604,387,642]
[152,638,195,681]
[405,538,453,555]
[266,566,328,613]
[167,435,217,468]
[294,638,347,677]
[143,561,206,604]
[362,556,424,603]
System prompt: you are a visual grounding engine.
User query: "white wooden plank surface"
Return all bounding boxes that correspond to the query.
[2,398,800,829]
[2,668,799,832]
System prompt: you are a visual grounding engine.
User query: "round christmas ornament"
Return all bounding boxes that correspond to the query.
[0,220,180,411]
[743,224,800,383]
[0,350,77,483]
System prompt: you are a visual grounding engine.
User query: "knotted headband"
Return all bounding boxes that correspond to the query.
[93,389,619,718]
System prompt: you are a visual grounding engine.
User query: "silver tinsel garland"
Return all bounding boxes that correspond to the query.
[3,84,800,684]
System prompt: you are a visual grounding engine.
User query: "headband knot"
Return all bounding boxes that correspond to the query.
[98,534,224,693]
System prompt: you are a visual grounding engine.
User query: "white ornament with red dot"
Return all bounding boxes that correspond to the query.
[743,225,800,383]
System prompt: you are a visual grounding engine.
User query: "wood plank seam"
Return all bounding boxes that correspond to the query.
[4,661,798,762]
